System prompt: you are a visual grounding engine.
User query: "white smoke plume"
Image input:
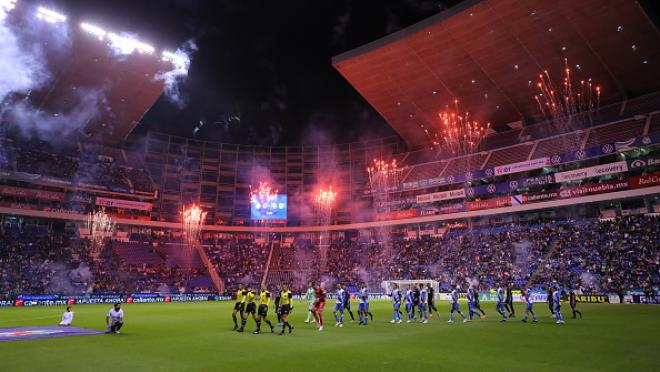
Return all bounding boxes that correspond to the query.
[0,3,50,104]
[156,39,197,109]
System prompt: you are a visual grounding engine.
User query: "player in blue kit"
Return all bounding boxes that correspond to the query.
[496,283,508,322]
[405,287,415,322]
[333,284,345,327]
[553,286,565,324]
[388,283,403,323]
[521,288,537,323]
[357,284,370,325]
[418,284,429,323]
[467,285,482,321]
[341,284,355,322]
[448,285,467,323]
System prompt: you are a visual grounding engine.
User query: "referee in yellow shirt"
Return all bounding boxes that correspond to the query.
[232,284,247,331]
[238,287,257,333]
[254,286,275,334]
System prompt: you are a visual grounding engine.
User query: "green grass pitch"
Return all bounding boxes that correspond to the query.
[0,300,658,371]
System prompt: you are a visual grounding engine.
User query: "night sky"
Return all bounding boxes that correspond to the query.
[54,0,460,146]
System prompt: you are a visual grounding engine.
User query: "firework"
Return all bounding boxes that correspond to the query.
[367,159,402,212]
[87,209,115,246]
[433,100,490,155]
[315,187,337,225]
[534,58,601,132]
[181,204,206,245]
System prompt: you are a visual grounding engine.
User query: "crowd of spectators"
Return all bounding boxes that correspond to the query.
[0,137,153,193]
[1,215,657,297]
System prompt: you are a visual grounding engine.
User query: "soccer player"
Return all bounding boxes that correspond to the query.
[232,283,247,331]
[418,284,428,323]
[278,284,294,335]
[254,286,275,334]
[467,285,482,320]
[59,305,74,326]
[448,285,467,323]
[412,284,420,318]
[104,302,124,334]
[333,284,346,327]
[357,284,370,325]
[388,283,402,323]
[405,287,415,322]
[238,287,257,333]
[547,286,554,317]
[427,284,440,318]
[505,283,515,318]
[342,284,355,321]
[311,282,326,331]
[496,283,508,322]
[570,289,582,319]
[472,287,486,318]
[304,282,316,323]
[553,286,565,324]
[274,284,282,325]
[521,288,537,323]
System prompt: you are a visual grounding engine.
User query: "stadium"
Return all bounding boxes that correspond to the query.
[0,0,659,371]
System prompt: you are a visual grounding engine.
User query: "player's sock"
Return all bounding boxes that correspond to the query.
[348,310,355,321]
[232,315,238,328]
[334,312,339,323]
[369,312,373,320]
[460,312,466,320]
[340,313,344,324]
[449,313,454,321]
[358,312,363,323]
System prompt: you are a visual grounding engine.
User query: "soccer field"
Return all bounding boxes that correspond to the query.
[0,300,658,372]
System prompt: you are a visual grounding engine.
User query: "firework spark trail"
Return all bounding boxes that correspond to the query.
[534,58,601,132]
[181,204,206,246]
[87,209,115,247]
[314,186,337,226]
[433,100,490,156]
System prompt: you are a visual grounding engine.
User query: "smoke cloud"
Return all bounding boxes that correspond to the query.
[155,39,197,109]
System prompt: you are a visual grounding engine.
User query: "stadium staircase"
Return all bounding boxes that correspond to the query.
[261,242,277,287]
[193,241,225,293]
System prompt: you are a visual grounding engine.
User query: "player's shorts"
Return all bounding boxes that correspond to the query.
[344,301,351,310]
[358,303,369,312]
[393,302,401,311]
[418,303,427,311]
[554,304,561,312]
[451,302,461,312]
[526,302,533,311]
[280,304,292,315]
[405,303,413,311]
[308,302,314,310]
[334,303,344,312]
[258,304,268,317]
[312,301,325,312]
[245,302,256,314]
[428,299,436,308]
[234,302,245,312]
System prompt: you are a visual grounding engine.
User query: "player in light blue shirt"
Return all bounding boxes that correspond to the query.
[418,284,429,323]
[521,288,537,323]
[333,284,345,327]
[553,286,565,324]
[388,283,403,323]
[496,283,508,322]
[357,284,370,325]
[405,288,415,322]
[467,286,482,321]
[448,285,467,323]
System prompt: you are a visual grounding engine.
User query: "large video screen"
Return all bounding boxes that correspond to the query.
[251,194,287,221]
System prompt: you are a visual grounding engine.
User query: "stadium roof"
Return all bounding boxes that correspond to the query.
[332,0,660,147]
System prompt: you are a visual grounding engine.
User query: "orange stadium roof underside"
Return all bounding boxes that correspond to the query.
[332,0,660,147]
[27,21,168,145]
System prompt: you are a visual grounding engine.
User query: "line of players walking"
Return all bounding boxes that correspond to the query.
[231,281,583,334]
